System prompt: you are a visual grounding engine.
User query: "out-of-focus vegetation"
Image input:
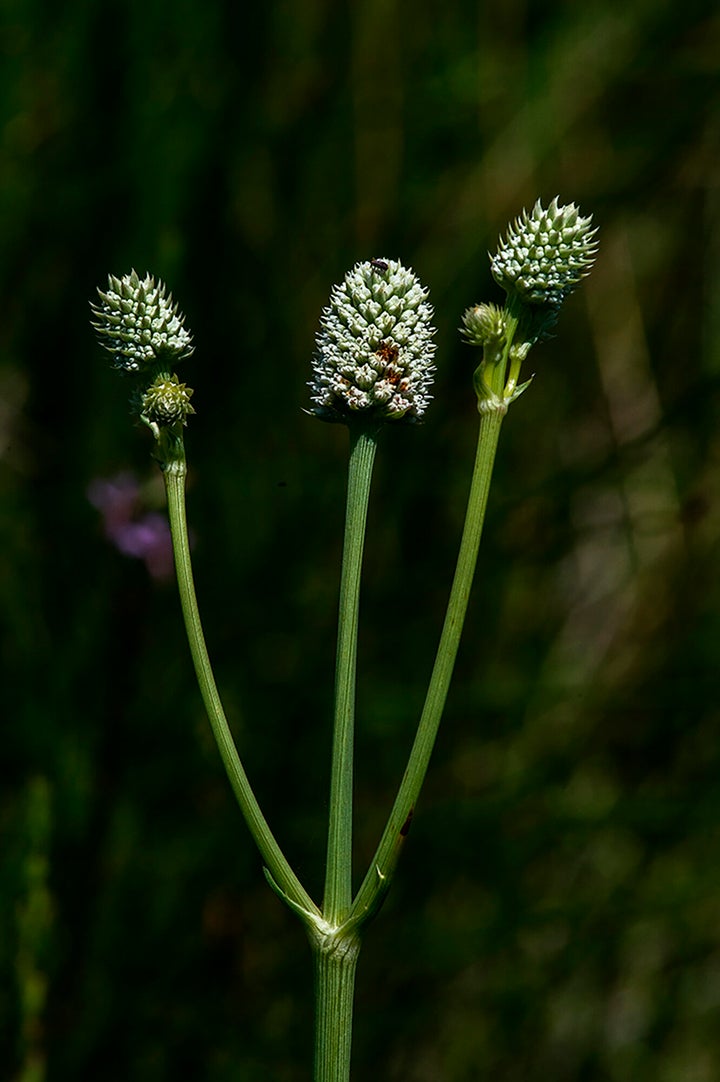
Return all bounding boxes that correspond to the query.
[2,1,720,1079]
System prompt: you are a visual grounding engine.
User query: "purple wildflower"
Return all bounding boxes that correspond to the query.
[87,472,175,581]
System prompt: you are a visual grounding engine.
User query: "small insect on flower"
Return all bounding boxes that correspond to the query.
[370,259,389,273]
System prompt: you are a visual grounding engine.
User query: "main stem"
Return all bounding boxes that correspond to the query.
[313,934,361,1082]
[162,443,318,918]
[323,425,379,924]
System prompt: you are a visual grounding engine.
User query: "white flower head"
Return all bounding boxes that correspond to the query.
[309,258,436,424]
[490,198,598,307]
[91,270,194,372]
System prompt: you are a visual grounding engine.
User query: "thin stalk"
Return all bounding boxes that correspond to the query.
[349,405,504,924]
[162,444,318,919]
[323,425,379,925]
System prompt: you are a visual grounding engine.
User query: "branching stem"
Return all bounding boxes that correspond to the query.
[162,439,318,919]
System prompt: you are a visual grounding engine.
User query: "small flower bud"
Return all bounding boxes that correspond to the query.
[490,197,598,307]
[461,303,506,348]
[309,258,436,424]
[141,374,195,427]
[508,341,531,365]
[91,270,194,372]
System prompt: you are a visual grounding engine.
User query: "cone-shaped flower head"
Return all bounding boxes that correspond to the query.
[91,270,194,372]
[309,258,436,423]
[490,198,598,307]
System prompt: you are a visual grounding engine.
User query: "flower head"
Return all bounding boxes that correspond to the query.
[461,303,507,349]
[490,198,598,307]
[309,258,436,424]
[140,373,195,427]
[91,270,194,372]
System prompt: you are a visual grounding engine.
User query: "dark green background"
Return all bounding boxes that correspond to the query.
[2,0,720,1078]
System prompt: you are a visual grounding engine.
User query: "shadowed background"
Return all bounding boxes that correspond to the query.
[2,1,720,1079]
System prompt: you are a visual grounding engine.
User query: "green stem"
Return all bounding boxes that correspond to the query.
[349,404,505,926]
[312,933,361,1082]
[323,425,379,924]
[162,440,319,920]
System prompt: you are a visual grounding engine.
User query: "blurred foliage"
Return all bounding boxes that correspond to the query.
[1,0,720,1078]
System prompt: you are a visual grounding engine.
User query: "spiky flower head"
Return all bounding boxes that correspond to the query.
[140,374,195,427]
[309,258,436,424]
[490,198,598,307]
[91,270,194,372]
[461,303,506,349]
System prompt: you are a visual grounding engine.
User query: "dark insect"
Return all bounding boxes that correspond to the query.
[370,259,389,272]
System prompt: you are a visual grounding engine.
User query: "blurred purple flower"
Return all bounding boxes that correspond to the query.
[87,472,175,581]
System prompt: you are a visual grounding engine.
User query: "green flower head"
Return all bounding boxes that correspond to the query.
[490,198,598,307]
[461,303,507,349]
[91,270,194,373]
[140,374,195,428]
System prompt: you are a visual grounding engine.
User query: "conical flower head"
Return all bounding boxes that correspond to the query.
[490,198,598,307]
[91,270,194,372]
[309,258,436,423]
